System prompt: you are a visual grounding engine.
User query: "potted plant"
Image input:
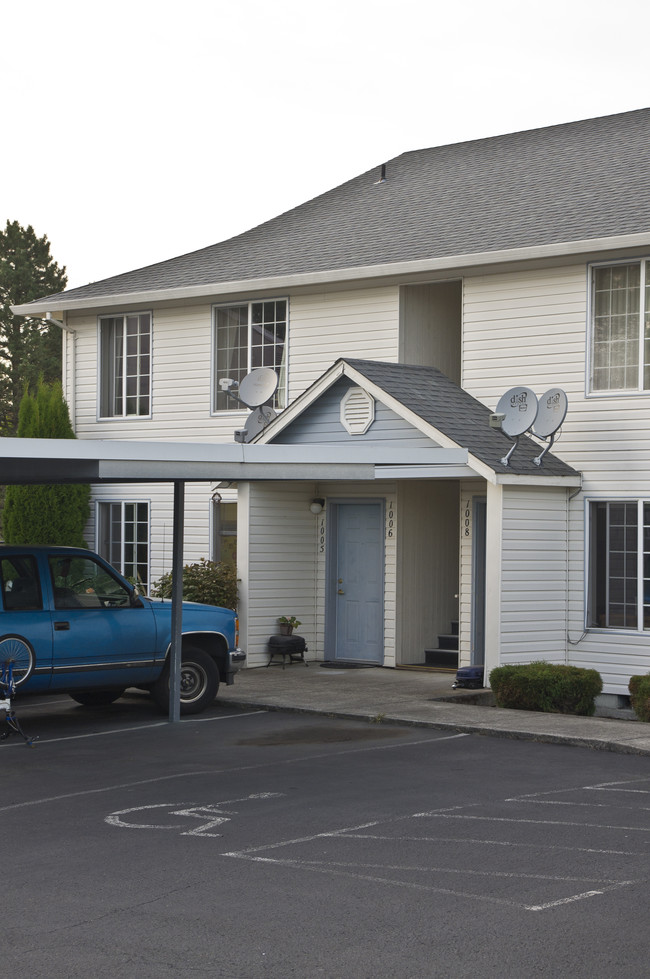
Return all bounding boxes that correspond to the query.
[278,615,301,636]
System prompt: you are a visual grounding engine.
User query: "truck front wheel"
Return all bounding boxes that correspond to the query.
[152,646,220,715]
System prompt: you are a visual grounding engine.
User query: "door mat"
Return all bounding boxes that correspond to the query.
[319,662,377,669]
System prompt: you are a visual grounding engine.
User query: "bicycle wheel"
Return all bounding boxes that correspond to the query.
[0,635,35,686]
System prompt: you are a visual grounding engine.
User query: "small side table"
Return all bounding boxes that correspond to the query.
[267,634,308,668]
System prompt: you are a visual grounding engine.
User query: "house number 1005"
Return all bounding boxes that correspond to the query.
[319,517,325,552]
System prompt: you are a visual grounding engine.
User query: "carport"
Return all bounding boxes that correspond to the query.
[0,436,465,719]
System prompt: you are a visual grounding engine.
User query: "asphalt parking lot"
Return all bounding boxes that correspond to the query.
[3,694,650,978]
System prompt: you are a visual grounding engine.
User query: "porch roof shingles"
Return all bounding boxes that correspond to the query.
[26,108,650,308]
[344,359,578,477]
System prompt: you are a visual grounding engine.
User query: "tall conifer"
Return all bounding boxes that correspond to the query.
[3,382,90,546]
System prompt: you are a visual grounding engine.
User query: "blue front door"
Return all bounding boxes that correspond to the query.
[330,502,384,664]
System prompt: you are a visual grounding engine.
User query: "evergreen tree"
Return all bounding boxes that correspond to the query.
[2,382,90,546]
[0,221,68,434]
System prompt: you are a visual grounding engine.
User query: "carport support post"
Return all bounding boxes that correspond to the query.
[169,480,185,723]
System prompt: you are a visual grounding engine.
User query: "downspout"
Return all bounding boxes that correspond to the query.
[46,312,76,432]
[565,481,585,662]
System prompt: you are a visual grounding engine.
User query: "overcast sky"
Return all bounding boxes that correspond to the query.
[3,0,649,290]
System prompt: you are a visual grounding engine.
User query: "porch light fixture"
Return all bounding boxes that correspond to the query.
[310,498,325,515]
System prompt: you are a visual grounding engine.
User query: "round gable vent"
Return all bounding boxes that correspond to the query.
[340,386,375,435]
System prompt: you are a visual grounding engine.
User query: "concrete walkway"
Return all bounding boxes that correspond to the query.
[219,663,650,756]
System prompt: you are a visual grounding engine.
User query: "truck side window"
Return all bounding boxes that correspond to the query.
[49,555,131,610]
[1,556,43,611]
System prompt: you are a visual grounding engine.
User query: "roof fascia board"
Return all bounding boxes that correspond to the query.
[495,472,582,487]
[376,464,478,479]
[12,232,650,316]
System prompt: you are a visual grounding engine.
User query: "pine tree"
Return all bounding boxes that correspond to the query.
[2,382,90,546]
[0,221,68,434]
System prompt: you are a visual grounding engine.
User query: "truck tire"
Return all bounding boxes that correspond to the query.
[152,645,220,715]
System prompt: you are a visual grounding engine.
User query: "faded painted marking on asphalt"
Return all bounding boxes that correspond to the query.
[106,793,284,837]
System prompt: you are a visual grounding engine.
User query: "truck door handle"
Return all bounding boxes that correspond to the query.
[54,621,70,631]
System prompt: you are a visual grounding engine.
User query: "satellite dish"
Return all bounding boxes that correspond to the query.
[242,405,277,441]
[238,368,279,409]
[496,387,538,437]
[533,388,568,438]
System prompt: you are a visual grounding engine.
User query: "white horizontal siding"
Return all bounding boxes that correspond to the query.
[462,264,650,494]
[89,481,221,592]
[68,286,400,443]
[288,288,399,399]
[243,481,320,667]
[499,486,568,665]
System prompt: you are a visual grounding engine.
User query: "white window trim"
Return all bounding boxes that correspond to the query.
[96,311,153,421]
[95,498,151,590]
[585,495,649,634]
[586,257,649,398]
[210,297,288,415]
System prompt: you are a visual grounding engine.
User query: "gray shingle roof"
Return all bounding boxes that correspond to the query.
[32,108,650,308]
[343,360,578,477]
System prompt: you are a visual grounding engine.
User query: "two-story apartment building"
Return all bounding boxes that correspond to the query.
[13,107,650,705]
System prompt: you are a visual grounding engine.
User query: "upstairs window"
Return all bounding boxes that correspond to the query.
[99,313,151,417]
[213,299,287,411]
[590,260,650,392]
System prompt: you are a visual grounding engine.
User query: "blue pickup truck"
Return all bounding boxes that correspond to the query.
[0,546,245,714]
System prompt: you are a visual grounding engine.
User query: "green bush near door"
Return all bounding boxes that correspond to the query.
[489,661,603,716]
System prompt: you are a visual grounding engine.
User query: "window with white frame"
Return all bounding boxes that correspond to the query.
[589,500,650,630]
[213,299,287,411]
[590,260,650,392]
[211,499,237,567]
[97,501,150,592]
[99,313,151,417]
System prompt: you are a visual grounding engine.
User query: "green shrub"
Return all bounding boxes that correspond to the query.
[152,559,238,610]
[489,661,602,716]
[629,674,650,722]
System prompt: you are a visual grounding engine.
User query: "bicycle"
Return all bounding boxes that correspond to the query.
[0,655,38,747]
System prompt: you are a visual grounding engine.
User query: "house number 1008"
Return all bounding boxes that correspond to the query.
[463,500,471,538]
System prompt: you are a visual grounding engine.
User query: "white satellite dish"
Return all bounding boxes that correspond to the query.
[496,387,538,437]
[239,406,277,442]
[532,388,568,438]
[238,368,279,409]
[532,388,568,466]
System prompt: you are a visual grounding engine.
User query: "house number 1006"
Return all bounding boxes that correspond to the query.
[387,501,395,539]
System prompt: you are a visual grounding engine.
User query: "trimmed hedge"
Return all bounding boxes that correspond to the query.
[489,661,602,716]
[629,674,650,722]
[152,559,238,611]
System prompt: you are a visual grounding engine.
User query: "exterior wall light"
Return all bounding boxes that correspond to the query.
[310,498,325,515]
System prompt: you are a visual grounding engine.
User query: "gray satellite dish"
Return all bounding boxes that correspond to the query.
[533,388,568,438]
[238,368,279,409]
[496,387,538,437]
[242,405,277,441]
[532,388,568,466]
